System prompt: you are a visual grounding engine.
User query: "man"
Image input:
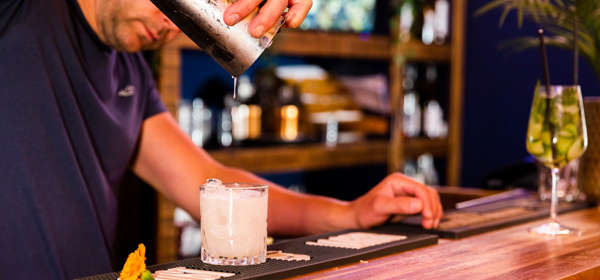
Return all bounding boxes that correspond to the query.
[0,0,442,279]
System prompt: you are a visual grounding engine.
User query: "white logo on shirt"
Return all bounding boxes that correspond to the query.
[118,85,135,97]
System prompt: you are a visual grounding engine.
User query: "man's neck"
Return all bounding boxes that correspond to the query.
[76,0,104,42]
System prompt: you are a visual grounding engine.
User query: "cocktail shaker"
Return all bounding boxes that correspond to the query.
[150,0,284,76]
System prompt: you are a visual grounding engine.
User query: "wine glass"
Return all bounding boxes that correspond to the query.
[526,84,587,236]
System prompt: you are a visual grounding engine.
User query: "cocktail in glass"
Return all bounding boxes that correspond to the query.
[200,179,268,265]
[526,84,587,236]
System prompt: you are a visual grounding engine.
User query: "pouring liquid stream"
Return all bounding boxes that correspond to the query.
[232,76,238,100]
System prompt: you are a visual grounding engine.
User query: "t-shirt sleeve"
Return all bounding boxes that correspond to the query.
[144,84,168,119]
[136,52,167,119]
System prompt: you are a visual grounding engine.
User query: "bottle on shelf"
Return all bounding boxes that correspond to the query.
[403,153,439,185]
[177,99,192,136]
[403,64,421,138]
[391,0,427,43]
[252,66,304,143]
[418,153,439,185]
[420,64,447,139]
[218,95,234,147]
[191,98,212,146]
[421,1,435,45]
[177,98,212,147]
[404,157,422,183]
[278,85,302,142]
[253,67,283,139]
[231,75,261,142]
[390,0,415,43]
[433,0,449,44]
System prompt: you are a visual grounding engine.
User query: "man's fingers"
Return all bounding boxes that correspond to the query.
[422,218,435,229]
[430,188,443,227]
[374,196,423,216]
[249,0,288,37]
[285,0,312,28]
[388,173,434,220]
[223,0,263,26]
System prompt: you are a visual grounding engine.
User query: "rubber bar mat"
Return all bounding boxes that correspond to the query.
[77,225,437,280]
[392,196,591,239]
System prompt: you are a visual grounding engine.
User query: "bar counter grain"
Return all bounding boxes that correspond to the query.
[291,207,600,280]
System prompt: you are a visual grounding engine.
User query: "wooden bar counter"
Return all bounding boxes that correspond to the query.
[291,207,600,280]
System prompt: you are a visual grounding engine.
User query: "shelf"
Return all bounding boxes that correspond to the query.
[390,40,451,62]
[207,138,448,174]
[268,30,389,59]
[163,30,450,61]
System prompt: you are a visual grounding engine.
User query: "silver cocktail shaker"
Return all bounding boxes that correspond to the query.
[150,0,284,76]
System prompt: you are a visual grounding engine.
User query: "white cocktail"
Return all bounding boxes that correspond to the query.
[200,179,268,265]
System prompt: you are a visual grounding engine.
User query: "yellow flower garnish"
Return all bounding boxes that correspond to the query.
[120,244,147,280]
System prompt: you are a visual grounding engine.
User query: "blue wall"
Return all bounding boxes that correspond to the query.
[462,0,600,187]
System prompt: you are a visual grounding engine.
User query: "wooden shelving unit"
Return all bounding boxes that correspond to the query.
[208,138,448,174]
[154,0,465,263]
[161,29,450,61]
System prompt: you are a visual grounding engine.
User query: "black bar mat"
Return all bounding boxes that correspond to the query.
[392,195,591,239]
[77,225,437,280]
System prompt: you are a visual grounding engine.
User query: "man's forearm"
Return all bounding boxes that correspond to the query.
[133,113,359,237]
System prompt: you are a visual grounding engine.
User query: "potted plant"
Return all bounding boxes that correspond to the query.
[476,0,600,80]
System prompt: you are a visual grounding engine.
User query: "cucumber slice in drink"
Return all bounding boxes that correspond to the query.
[528,122,543,138]
[568,137,584,160]
[561,123,577,137]
[556,136,574,156]
[527,140,544,155]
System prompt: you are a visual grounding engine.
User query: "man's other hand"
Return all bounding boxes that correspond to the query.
[350,173,443,229]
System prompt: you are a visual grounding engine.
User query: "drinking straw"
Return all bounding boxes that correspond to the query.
[538,28,557,161]
[573,3,579,85]
[538,29,551,91]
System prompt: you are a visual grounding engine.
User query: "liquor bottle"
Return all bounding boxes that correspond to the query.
[404,157,425,184]
[191,98,212,146]
[434,0,449,44]
[421,0,435,45]
[231,75,259,142]
[277,85,302,142]
[418,153,439,185]
[390,0,415,43]
[403,64,421,138]
[177,99,192,136]
[421,64,447,138]
[218,95,234,147]
[253,66,283,138]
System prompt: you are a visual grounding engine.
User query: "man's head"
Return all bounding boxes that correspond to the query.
[78,0,181,52]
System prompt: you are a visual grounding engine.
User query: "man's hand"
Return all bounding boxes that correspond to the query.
[350,173,443,229]
[223,0,313,38]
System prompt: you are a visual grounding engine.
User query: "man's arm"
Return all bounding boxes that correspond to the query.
[132,112,442,236]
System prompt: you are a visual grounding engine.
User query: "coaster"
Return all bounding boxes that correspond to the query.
[267,250,311,261]
[438,207,534,230]
[305,232,407,249]
[153,267,235,280]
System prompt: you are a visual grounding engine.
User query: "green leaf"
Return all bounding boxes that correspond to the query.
[476,0,600,82]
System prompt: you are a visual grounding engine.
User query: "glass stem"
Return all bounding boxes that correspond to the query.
[550,167,560,221]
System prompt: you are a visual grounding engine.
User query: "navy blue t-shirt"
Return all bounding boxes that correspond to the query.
[0,0,167,278]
